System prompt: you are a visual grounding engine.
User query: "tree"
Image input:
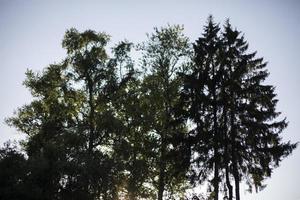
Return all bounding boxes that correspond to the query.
[111,51,156,199]
[180,16,297,200]
[7,28,136,199]
[139,25,191,200]
[0,142,28,200]
[220,21,297,200]
[180,16,224,200]
[2,17,297,200]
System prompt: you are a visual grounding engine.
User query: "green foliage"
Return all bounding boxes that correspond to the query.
[139,24,191,200]
[1,18,297,200]
[0,142,28,200]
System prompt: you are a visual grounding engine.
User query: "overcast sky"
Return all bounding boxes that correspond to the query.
[0,0,299,199]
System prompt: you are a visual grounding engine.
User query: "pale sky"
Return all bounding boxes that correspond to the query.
[0,0,299,199]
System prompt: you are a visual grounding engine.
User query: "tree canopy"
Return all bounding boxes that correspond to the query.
[1,16,297,200]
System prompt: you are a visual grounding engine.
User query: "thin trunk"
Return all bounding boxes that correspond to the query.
[86,78,95,196]
[158,101,169,200]
[88,80,95,152]
[129,130,137,200]
[212,61,219,200]
[213,159,219,200]
[231,128,240,200]
[225,165,233,200]
[213,102,219,198]
[234,167,240,200]
[158,71,170,200]
[223,107,233,200]
[230,90,240,200]
[158,138,166,200]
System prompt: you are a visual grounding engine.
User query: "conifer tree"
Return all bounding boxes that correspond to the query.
[1,18,297,200]
[181,17,297,200]
[220,21,297,200]
[180,16,224,200]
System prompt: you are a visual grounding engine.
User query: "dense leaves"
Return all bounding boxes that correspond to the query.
[1,17,297,200]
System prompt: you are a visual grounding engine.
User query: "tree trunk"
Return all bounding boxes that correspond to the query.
[157,129,167,200]
[231,118,240,200]
[229,86,240,200]
[212,62,219,200]
[225,166,233,200]
[88,80,95,153]
[223,108,232,200]
[230,108,240,200]
[213,159,219,200]
[158,155,165,200]
[233,166,240,200]
[157,69,172,200]
[86,78,95,195]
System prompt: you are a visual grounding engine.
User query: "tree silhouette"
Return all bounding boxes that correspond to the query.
[179,16,223,200]
[221,20,297,200]
[139,25,191,200]
[7,29,136,199]
[1,17,297,200]
[179,16,297,200]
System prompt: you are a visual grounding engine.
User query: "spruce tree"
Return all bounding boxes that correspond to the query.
[180,16,297,200]
[180,16,224,200]
[220,21,297,200]
[2,18,297,200]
